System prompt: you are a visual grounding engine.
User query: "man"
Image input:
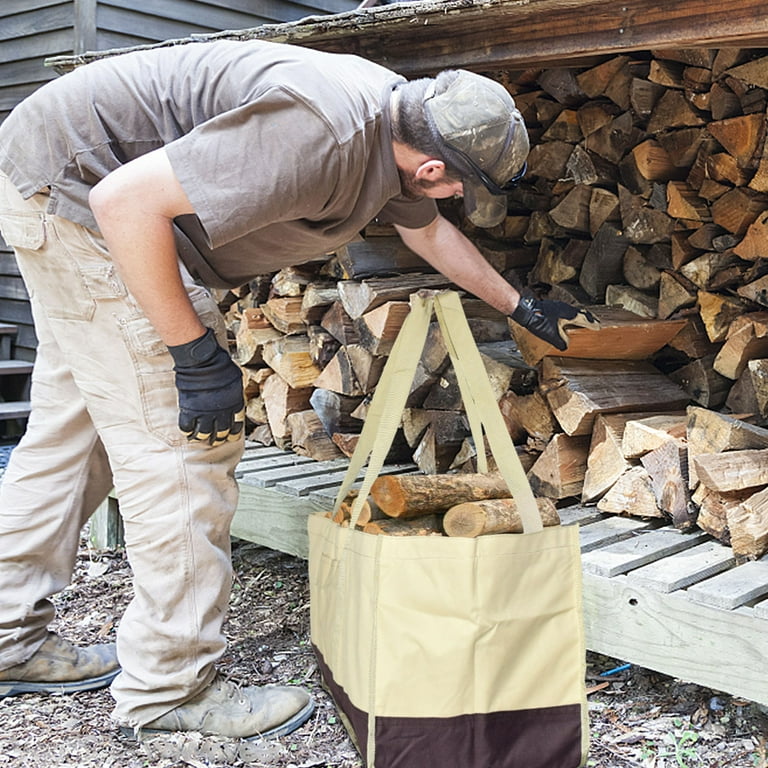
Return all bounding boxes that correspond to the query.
[0,39,596,741]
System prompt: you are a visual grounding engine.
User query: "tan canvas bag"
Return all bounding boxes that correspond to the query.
[308,290,589,767]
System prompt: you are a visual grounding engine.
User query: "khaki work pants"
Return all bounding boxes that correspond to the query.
[0,172,244,727]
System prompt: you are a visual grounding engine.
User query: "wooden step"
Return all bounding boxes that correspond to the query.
[0,401,31,420]
[0,324,18,360]
[0,360,32,376]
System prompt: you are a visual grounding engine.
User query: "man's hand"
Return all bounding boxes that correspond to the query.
[510,295,600,351]
[167,328,245,445]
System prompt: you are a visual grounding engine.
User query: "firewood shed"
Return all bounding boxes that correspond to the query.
[47,0,768,709]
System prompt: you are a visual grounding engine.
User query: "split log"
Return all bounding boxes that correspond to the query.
[707,113,765,169]
[443,497,560,537]
[726,487,768,559]
[713,312,768,379]
[540,357,690,436]
[696,290,749,342]
[747,359,768,420]
[261,335,321,389]
[686,406,768,489]
[665,313,721,359]
[527,432,590,499]
[621,412,688,458]
[711,187,768,236]
[362,514,443,537]
[623,245,663,291]
[509,305,686,366]
[692,484,753,544]
[657,271,697,319]
[412,418,470,475]
[604,284,657,318]
[337,274,452,319]
[668,354,732,408]
[549,185,592,232]
[286,410,343,461]
[345,344,386,394]
[589,187,621,236]
[579,222,628,301]
[235,324,281,366]
[331,430,412,464]
[529,237,589,286]
[335,236,427,279]
[261,297,306,335]
[312,347,363,396]
[640,438,696,529]
[498,389,556,443]
[370,472,513,519]
[737,274,768,309]
[422,349,517,411]
[597,466,665,518]
[300,282,339,324]
[320,302,359,346]
[306,325,340,369]
[309,388,362,437]
[261,374,313,448]
[270,266,317,298]
[354,301,410,356]
[725,364,763,418]
[581,412,628,504]
[694,449,768,493]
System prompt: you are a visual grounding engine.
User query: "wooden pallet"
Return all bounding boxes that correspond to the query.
[231,443,768,707]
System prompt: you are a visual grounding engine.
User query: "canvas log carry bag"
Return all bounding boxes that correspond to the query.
[308,290,589,768]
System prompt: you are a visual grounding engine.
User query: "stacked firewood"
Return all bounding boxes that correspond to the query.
[219,46,768,560]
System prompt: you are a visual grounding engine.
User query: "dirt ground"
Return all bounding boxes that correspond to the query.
[1,533,767,768]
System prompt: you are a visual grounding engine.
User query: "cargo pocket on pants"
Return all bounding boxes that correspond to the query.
[1,211,99,322]
[119,287,227,446]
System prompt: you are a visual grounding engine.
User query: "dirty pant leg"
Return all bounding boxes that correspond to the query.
[0,174,244,725]
[0,311,113,667]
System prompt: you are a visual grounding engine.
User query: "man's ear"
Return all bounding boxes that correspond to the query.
[414,159,446,181]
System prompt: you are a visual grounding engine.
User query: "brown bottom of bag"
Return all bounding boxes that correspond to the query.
[314,646,586,768]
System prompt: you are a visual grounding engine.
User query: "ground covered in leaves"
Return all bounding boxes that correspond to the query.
[0,534,766,768]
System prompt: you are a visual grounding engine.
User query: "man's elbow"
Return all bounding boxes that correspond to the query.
[88,177,117,228]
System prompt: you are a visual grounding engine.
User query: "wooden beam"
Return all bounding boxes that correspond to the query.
[47,0,768,78]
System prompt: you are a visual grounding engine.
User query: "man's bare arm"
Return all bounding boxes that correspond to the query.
[394,214,521,314]
[89,147,205,346]
[395,214,599,350]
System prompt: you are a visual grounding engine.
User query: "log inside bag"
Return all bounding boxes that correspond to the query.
[370,472,513,519]
[443,497,560,538]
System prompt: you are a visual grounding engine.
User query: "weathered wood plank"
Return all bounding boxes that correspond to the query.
[686,560,768,610]
[48,0,768,77]
[577,515,654,552]
[581,528,709,577]
[582,571,768,706]
[627,540,737,593]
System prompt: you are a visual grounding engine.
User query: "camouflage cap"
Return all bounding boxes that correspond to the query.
[423,70,529,228]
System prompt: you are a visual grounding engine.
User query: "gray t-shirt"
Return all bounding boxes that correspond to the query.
[0,39,437,287]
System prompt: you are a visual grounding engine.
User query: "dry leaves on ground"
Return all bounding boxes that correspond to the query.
[0,535,766,768]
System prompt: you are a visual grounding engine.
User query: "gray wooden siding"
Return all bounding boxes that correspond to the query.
[0,0,358,361]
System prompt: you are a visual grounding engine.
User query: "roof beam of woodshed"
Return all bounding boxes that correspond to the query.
[47,0,768,76]
[283,0,768,75]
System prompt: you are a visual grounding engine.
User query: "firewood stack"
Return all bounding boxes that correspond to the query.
[218,47,768,560]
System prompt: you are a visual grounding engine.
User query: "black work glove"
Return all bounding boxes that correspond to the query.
[510,295,600,351]
[167,328,245,445]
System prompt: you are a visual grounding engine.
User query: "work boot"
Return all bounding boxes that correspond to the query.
[0,632,119,697]
[130,675,315,741]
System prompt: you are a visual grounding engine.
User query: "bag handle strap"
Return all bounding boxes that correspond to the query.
[332,291,434,527]
[332,290,542,534]
[433,291,541,532]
